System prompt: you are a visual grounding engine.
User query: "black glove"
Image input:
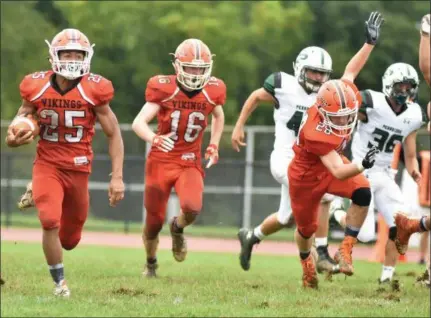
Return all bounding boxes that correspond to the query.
[362,146,379,169]
[365,11,384,45]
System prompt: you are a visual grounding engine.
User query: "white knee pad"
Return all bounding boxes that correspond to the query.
[357,205,377,243]
[276,184,292,225]
[270,151,293,225]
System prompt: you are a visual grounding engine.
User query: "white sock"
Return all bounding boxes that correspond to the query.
[380,266,395,281]
[315,237,328,247]
[253,226,265,240]
[334,210,347,225]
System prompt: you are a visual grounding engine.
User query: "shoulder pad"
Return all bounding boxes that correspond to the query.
[203,76,227,106]
[279,72,296,84]
[19,71,52,102]
[80,73,114,106]
[359,90,373,109]
[145,75,177,103]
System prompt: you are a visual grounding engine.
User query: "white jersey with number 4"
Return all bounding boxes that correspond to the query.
[351,90,426,169]
[263,72,317,160]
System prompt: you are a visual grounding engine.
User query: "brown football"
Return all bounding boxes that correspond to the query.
[11,115,40,137]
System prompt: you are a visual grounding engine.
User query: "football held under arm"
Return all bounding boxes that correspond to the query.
[6,100,38,148]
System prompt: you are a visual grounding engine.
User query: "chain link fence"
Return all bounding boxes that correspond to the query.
[1,121,429,238]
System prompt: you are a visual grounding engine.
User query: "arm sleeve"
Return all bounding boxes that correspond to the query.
[263,72,281,96]
[358,90,373,122]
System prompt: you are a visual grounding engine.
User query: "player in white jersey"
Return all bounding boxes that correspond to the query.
[231,47,335,273]
[331,62,428,284]
[231,11,384,275]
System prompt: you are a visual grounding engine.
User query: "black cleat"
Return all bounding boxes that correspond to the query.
[237,228,260,271]
[316,245,339,274]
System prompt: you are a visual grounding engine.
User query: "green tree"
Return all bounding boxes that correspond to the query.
[52,1,313,124]
[1,1,57,120]
[1,1,429,125]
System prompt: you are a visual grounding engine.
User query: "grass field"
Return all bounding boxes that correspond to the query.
[1,241,429,317]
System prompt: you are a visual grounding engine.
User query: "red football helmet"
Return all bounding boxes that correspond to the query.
[171,38,213,90]
[45,28,94,80]
[316,79,360,137]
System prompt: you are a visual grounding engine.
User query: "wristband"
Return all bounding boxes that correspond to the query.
[356,163,365,172]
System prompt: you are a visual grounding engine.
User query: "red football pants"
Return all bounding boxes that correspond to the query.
[288,162,370,238]
[144,157,204,239]
[32,163,89,250]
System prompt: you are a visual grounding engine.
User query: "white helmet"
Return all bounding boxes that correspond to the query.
[293,46,332,93]
[382,63,419,105]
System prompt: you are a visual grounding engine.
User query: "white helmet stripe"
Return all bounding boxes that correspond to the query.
[194,39,201,60]
[331,80,346,109]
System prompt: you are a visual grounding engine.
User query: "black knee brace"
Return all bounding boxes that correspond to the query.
[388,226,397,241]
[351,187,372,207]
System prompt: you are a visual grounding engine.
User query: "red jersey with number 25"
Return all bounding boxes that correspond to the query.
[145,75,226,165]
[19,70,114,173]
[290,105,350,180]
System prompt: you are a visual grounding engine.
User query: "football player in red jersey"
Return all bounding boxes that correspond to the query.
[288,79,379,288]
[5,29,125,296]
[132,38,226,277]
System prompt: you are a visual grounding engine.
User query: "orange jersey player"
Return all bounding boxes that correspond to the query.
[132,38,226,277]
[288,79,379,288]
[5,29,125,296]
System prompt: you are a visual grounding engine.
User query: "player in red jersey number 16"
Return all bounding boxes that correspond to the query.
[132,38,226,277]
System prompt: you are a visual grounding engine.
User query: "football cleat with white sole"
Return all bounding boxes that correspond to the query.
[329,197,345,217]
[17,182,35,210]
[316,245,340,274]
[54,280,70,297]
